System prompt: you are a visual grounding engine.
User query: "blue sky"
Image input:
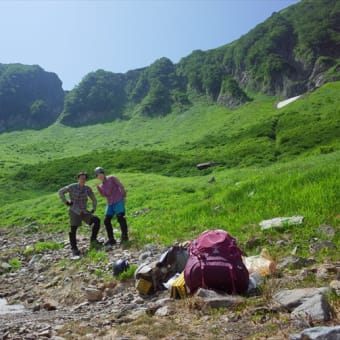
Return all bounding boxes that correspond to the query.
[0,0,300,90]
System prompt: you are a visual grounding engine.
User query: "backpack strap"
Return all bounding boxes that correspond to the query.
[226,262,237,295]
[189,242,208,289]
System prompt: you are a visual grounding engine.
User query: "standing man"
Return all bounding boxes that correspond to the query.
[94,167,129,246]
[58,172,102,256]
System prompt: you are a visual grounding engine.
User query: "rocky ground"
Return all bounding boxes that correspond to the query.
[0,225,339,340]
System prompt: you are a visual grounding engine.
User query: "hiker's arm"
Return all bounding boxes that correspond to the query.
[58,186,72,206]
[88,187,97,212]
[95,184,105,197]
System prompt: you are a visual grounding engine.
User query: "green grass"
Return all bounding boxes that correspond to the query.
[8,258,21,271]
[23,241,64,255]
[117,264,138,281]
[0,82,339,264]
[1,150,338,261]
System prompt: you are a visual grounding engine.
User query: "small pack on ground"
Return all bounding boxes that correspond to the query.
[135,244,188,295]
[184,230,249,294]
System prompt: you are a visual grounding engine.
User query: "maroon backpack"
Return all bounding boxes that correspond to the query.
[184,230,249,294]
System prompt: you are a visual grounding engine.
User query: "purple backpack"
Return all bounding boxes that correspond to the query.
[184,230,249,294]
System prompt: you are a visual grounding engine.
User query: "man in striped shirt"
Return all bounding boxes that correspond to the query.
[59,172,101,256]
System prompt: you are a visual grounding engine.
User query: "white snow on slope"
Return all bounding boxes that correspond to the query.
[276,95,301,109]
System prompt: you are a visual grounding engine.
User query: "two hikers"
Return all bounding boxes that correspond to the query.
[58,172,101,256]
[58,169,129,255]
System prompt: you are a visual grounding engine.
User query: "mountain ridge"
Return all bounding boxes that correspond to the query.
[0,0,339,131]
[60,0,340,126]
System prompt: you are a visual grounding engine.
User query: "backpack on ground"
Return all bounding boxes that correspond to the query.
[135,244,189,295]
[184,230,249,294]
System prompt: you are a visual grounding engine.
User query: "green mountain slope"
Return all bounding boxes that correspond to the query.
[0,81,339,204]
[0,77,338,265]
[60,0,340,126]
[0,64,64,132]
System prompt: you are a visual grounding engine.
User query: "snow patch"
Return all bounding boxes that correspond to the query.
[276,95,301,109]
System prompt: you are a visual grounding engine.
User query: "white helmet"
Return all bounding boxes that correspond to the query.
[94,167,105,176]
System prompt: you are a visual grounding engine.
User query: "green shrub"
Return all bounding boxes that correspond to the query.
[117,264,137,281]
[8,258,21,270]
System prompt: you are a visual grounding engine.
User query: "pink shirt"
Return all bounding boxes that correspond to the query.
[97,176,126,205]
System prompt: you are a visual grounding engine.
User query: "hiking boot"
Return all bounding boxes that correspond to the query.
[120,235,129,244]
[90,239,103,250]
[69,231,80,256]
[104,239,117,247]
[72,247,81,256]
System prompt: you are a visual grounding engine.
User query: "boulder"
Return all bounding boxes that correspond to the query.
[330,280,340,296]
[42,299,58,311]
[316,263,339,280]
[318,224,336,237]
[290,325,340,339]
[277,256,316,270]
[309,241,337,254]
[260,216,304,230]
[273,287,330,310]
[84,288,103,302]
[196,288,222,299]
[195,288,244,310]
[202,296,244,311]
[291,293,331,322]
[155,305,175,317]
[244,236,261,250]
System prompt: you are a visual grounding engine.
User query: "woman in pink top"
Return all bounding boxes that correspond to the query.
[95,167,129,246]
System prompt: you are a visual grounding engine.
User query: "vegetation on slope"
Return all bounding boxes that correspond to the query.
[0,81,339,207]
[0,63,64,132]
[60,0,340,126]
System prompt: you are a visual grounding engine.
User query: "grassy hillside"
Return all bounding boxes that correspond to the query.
[0,151,338,260]
[0,81,339,261]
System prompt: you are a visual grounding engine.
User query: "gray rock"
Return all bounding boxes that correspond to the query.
[291,245,300,255]
[291,293,331,322]
[202,296,244,310]
[28,255,42,266]
[273,287,330,310]
[309,240,337,254]
[318,224,336,237]
[330,280,340,296]
[196,288,222,299]
[0,262,12,271]
[24,222,39,233]
[277,256,316,270]
[276,240,289,247]
[84,287,103,302]
[260,216,304,230]
[155,305,175,317]
[138,251,152,262]
[244,236,261,250]
[155,298,173,306]
[290,325,340,340]
[194,288,244,310]
[42,299,58,311]
[208,176,215,183]
[316,264,338,280]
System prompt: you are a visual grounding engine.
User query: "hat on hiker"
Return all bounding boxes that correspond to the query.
[94,167,105,176]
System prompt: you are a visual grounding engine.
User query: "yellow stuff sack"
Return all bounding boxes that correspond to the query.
[136,278,153,295]
[170,272,187,299]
